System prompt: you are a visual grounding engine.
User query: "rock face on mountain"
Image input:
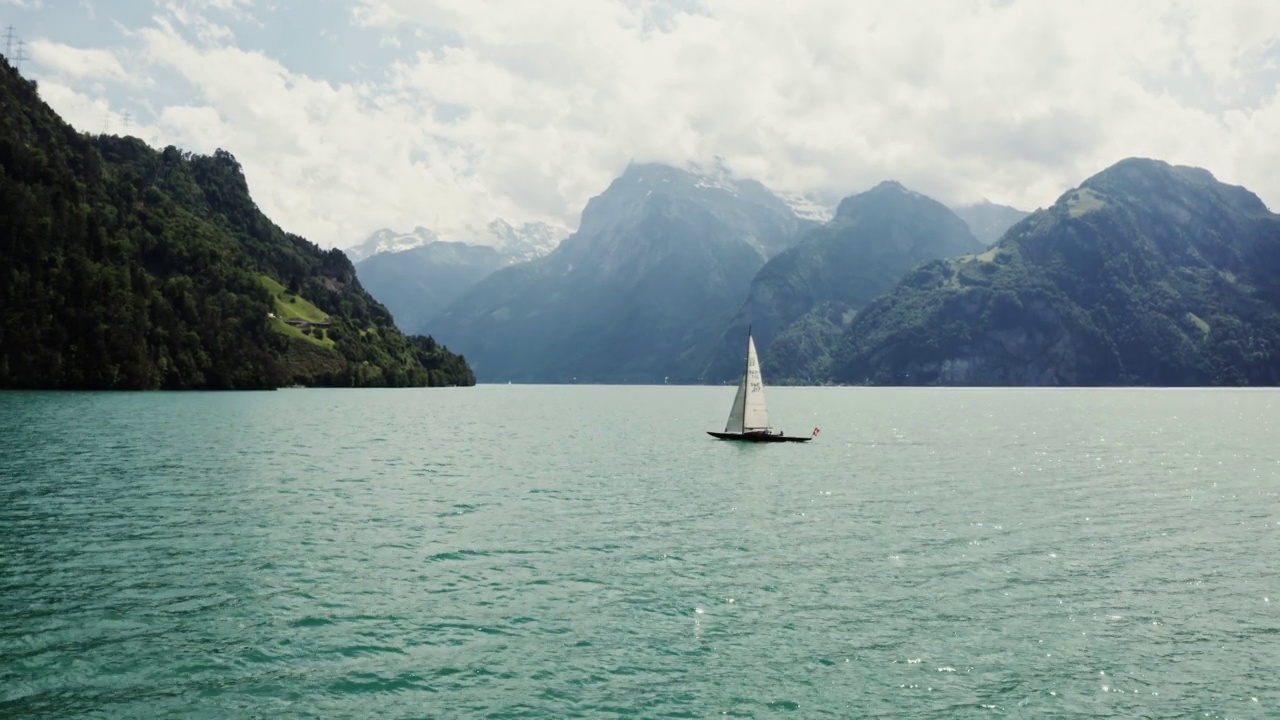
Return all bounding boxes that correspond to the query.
[355,241,508,335]
[0,58,473,389]
[430,162,815,382]
[828,158,1280,386]
[699,181,985,383]
[952,200,1031,245]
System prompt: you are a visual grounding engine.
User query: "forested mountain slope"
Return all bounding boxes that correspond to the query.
[827,159,1280,386]
[0,58,473,389]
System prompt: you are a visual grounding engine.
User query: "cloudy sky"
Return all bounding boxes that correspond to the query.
[5,0,1280,249]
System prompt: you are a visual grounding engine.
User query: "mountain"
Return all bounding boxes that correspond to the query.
[483,219,565,262]
[952,200,1031,245]
[429,162,816,382]
[350,220,566,333]
[699,181,985,382]
[345,226,441,263]
[827,158,1280,386]
[355,240,508,335]
[776,190,836,224]
[345,219,564,264]
[0,58,473,389]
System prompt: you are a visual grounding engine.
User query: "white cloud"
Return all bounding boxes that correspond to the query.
[158,2,238,44]
[27,0,1280,246]
[348,0,1280,215]
[28,40,138,85]
[33,80,156,140]
[164,0,256,23]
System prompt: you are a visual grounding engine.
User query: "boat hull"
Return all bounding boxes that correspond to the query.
[707,431,812,443]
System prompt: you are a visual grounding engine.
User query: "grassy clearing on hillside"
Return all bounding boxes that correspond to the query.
[259,275,329,323]
[1067,188,1106,217]
[1186,312,1211,338]
[269,316,336,348]
[976,246,1005,262]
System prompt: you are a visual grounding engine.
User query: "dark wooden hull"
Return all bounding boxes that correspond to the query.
[707,431,812,443]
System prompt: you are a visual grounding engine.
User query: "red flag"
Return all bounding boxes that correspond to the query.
[812,427,820,437]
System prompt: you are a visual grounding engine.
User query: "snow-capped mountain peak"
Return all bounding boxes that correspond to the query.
[485,219,565,262]
[344,226,440,262]
[777,191,835,223]
[345,220,568,264]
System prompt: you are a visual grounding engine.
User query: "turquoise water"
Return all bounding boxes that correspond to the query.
[1,386,1278,718]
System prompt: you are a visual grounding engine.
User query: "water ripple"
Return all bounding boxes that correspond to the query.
[1,387,1278,718]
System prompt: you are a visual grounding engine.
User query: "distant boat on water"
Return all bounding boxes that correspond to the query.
[707,328,814,443]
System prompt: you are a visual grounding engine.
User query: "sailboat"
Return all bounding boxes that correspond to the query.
[707,328,813,443]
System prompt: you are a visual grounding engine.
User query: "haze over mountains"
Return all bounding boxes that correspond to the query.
[428,162,815,382]
[352,221,565,335]
[951,201,1032,245]
[349,169,1023,377]
[355,242,510,338]
[347,153,1279,387]
[346,220,566,264]
[348,164,838,338]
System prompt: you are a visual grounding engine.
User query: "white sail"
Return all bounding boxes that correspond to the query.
[724,373,747,433]
[742,334,769,431]
[709,328,814,442]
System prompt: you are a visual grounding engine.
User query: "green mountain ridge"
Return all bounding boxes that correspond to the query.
[827,158,1280,386]
[0,58,473,389]
[698,180,985,383]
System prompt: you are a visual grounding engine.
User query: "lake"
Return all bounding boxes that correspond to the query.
[1,386,1278,718]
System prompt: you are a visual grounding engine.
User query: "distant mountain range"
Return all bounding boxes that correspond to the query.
[345,226,441,262]
[828,158,1280,385]
[350,169,842,340]
[355,241,509,336]
[429,162,817,382]
[345,219,565,264]
[346,172,1029,379]
[352,221,565,335]
[353,157,1279,387]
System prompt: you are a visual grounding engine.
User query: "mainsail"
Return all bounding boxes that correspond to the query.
[724,331,770,433]
[742,333,769,431]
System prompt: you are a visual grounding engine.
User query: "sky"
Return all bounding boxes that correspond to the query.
[4,0,1280,250]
